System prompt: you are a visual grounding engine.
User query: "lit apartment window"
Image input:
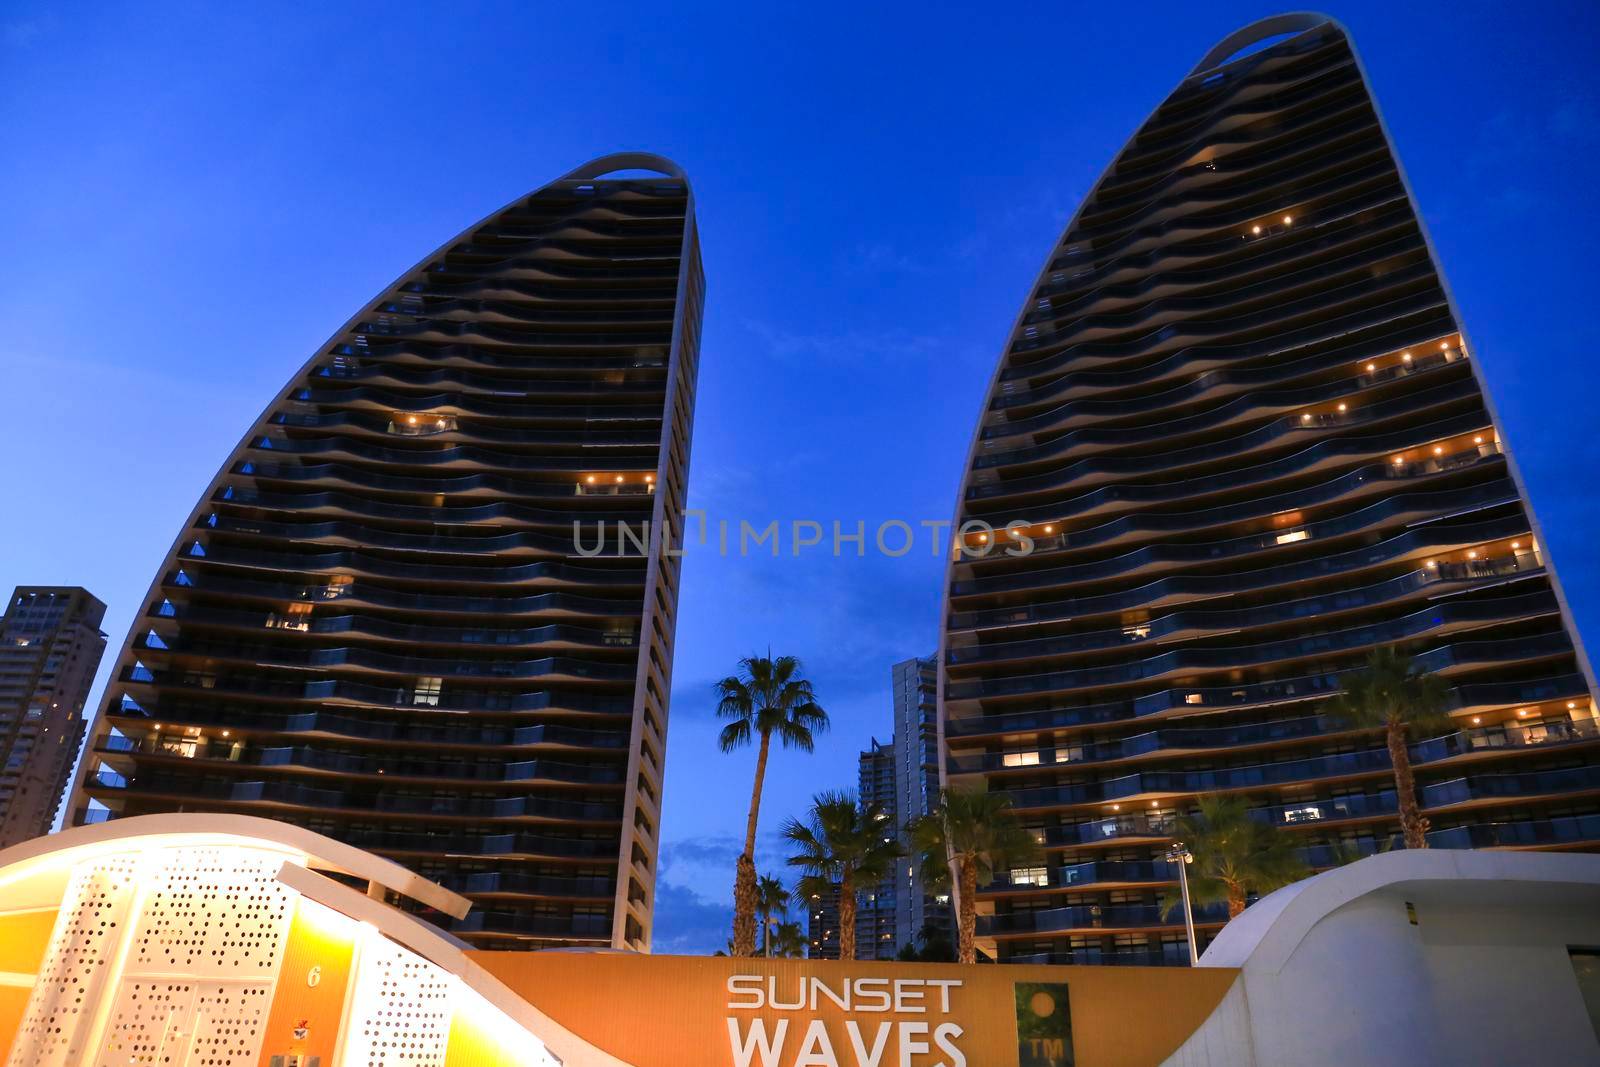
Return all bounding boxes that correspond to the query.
[1002,751,1041,768]
[1275,529,1309,545]
[413,677,443,706]
[1010,867,1049,887]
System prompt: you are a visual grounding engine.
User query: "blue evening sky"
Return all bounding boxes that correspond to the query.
[3,2,1597,954]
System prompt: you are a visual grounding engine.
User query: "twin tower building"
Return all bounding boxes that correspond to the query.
[68,15,1598,963]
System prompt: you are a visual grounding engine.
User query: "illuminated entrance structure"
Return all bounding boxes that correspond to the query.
[2,818,1596,1066]
[939,13,1599,965]
[68,155,703,953]
[0,816,602,1066]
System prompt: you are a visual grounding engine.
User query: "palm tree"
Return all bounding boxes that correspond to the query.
[1322,647,1451,849]
[909,786,1040,964]
[755,874,791,957]
[781,791,901,962]
[771,920,806,958]
[1162,794,1309,920]
[715,654,829,957]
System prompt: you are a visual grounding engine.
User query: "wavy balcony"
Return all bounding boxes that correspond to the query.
[948,514,1530,633]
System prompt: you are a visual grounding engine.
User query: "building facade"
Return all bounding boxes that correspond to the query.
[0,588,106,848]
[890,654,951,952]
[855,737,898,958]
[67,154,704,952]
[939,14,1598,966]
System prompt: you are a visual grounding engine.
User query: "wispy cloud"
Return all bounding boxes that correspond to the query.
[740,317,946,366]
[3,19,43,47]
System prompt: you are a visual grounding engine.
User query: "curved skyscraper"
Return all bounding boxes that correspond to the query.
[70,154,703,951]
[940,15,1597,965]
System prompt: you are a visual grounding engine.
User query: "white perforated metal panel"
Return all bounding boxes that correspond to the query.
[97,979,194,1065]
[130,847,294,978]
[342,937,455,1067]
[6,846,295,1067]
[6,854,143,1067]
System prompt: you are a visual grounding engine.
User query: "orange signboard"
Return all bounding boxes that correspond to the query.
[470,952,1237,1067]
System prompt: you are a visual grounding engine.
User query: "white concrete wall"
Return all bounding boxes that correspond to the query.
[1164,852,1600,1067]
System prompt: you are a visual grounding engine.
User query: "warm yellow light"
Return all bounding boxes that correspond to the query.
[1302,413,1312,422]
[1518,709,1530,717]
[1150,800,1159,808]
[977,533,988,543]
[1433,446,1444,455]
[1010,530,1021,538]
[1393,456,1405,465]
[1044,525,1054,533]
[1471,716,1481,725]
[585,475,595,484]
[1282,215,1292,225]
[222,730,230,738]
[1570,702,1579,709]
[1402,352,1413,362]
[1425,560,1437,568]
[1474,435,1484,444]
[407,415,418,425]
[1110,803,1121,811]
[1467,550,1478,559]
[1512,541,1521,549]
[1337,402,1347,412]
[645,474,654,483]
[1366,362,1376,372]
[614,475,624,484]
[1251,225,1261,235]
[153,723,162,730]
[1441,341,1450,350]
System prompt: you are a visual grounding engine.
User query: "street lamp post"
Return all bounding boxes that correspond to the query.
[1166,843,1198,965]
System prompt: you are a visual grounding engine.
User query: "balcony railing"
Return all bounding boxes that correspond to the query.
[978,901,1230,936]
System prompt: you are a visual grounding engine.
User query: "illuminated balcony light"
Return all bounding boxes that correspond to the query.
[645,474,654,483]
[1275,529,1309,545]
[1518,709,1530,718]
[1044,524,1054,533]
[1570,702,1579,709]
[1474,435,1484,444]
[1472,717,1482,725]
[1301,413,1312,422]
[1337,402,1347,412]
[1393,456,1405,465]
[1110,803,1121,811]
[1282,215,1293,225]
[1251,225,1261,235]
[977,533,988,543]
[585,475,596,484]
[1150,800,1159,808]
[222,730,230,738]
[614,475,624,484]
[1425,560,1437,569]
[1512,541,1521,549]
[1441,341,1450,350]
[1365,362,1376,372]
[1467,550,1478,559]
[1433,446,1444,455]
[1402,352,1413,362]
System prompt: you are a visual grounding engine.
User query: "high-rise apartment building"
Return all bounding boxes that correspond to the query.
[890,654,951,952]
[812,656,952,960]
[68,154,703,952]
[855,737,898,958]
[0,587,106,847]
[940,14,1598,966]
